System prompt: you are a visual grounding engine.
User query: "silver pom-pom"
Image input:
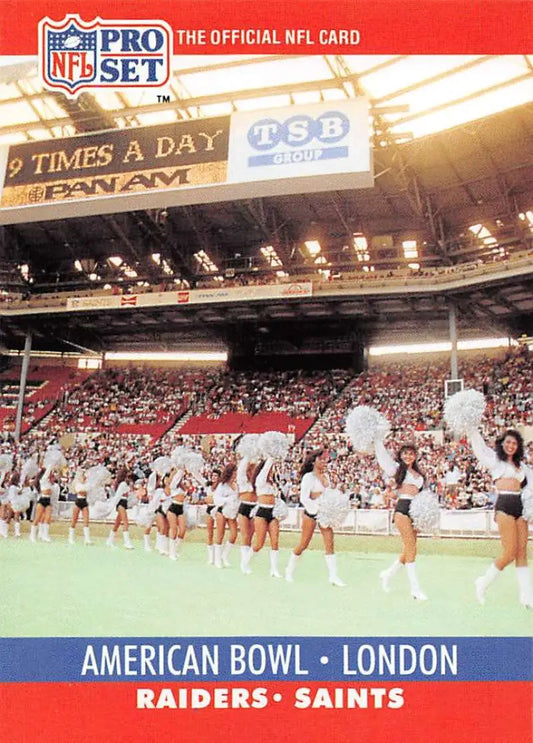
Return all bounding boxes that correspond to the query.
[90,500,113,520]
[0,453,13,471]
[20,455,39,484]
[259,431,290,460]
[345,406,390,453]
[151,456,172,476]
[44,447,66,470]
[273,498,289,522]
[443,389,485,435]
[10,491,30,513]
[317,488,351,529]
[185,504,198,530]
[171,446,190,468]
[184,451,205,479]
[86,465,112,491]
[136,504,155,528]
[237,434,261,461]
[127,493,138,509]
[409,489,440,533]
[86,486,107,506]
[521,488,533,523]
[222,496,240,520]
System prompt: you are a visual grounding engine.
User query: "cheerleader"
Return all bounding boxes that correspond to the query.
[0,457,13,537]
[243,457,283,578]
[106,468,135,549]
[469,428,533,608]
[213,463,239,568]
[374,441,428,600]
[285,449,345,586]
[148,471,169,554]
[152,477,171,555]
[135,477,154,552]
[30,466,58,543]
[166,467,189,561]
[205,468,221,564]
[237,454,258,574]
[68,470,93,545]
[6,472,24,537]
[0,477,12,538]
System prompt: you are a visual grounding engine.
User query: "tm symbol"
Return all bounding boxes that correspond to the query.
[157,95,171,103]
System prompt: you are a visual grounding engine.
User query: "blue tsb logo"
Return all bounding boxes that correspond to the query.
[248,112,350,150]
[246,111,350,167]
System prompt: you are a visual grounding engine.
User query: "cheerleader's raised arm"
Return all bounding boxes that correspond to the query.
[374,438,400,479]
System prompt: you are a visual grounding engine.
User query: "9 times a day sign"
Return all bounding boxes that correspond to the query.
[38,15,172,95]
[0,117,229,206]
[0,100,372,222]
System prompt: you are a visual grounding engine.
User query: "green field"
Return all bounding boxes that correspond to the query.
[1,523,531,637]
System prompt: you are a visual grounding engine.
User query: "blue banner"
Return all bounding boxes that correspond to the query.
[0,637,530,682]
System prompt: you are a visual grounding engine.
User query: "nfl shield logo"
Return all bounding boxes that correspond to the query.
[40,16,98,94]
[39,14,172,97]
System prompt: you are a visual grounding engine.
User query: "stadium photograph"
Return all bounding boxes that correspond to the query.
[0,53,532,640]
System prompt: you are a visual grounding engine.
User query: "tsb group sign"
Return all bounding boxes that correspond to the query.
[38,15,172,96]
[227,99,372,188]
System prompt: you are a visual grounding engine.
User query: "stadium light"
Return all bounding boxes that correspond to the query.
[304,240,321,257]
[369,337,516,356]
[104,351,228,362]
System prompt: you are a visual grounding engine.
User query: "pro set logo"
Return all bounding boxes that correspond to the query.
[38,15,172,97]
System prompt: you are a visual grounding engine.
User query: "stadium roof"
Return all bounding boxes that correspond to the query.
[0,54,532,355]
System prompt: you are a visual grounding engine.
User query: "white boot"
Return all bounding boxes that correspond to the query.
[42,523,52,542]
[222,540,234,567]
[155,532,163,553]
[214,543,223,568]
[169,538,178,561]
[68,527,76,545]
[207,544,214,565]
[0,519,8,538]
[30,524,37,543]
[380,558,402,593]
[123,531,134,550]
[285,552,299,582]
[516,566,533,609]
[106,530,116,547]
[406,561,427,600]
[14,521,21,538]
[143,534,152,552]
[270,549,282,578]
[160,535,169,555]
[38,523,44,540]
[475,563,500,605]
[240,546,252,574]
[176,537,183,558]
[325,553,345,587]
[83,526,93,545]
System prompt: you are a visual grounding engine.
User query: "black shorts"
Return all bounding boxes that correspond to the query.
[495,493,523,520]
[116,498,128,511]
[394,498,412,518]
[255,506,275,523]
[75,497,88,510]
[303,509,318,521]
[38,497,51,508]
[168,502,184,516]
[206,504,216,517]
[155,506,165,516]
[238,502,256,519]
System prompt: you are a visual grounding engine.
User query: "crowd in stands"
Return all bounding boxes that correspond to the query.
[1,347,531,511]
